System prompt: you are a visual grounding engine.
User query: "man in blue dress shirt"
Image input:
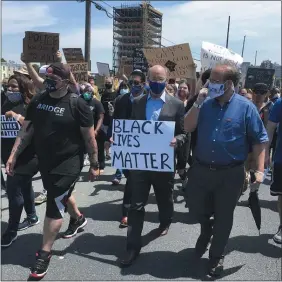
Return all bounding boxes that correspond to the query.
[184,64,268,277]
[119,65,187,267]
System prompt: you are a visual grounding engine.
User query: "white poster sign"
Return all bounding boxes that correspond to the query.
[201,41,243,71]
[96,62,110,77]
[1,115,21,138]
[111,119,175,172]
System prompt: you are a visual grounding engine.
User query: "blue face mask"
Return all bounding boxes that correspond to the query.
[149,81,166,95]
[82,92,93,101]
[120,88,129,95]
[44,78,57,93]
[131,85,142,95]
[6,91,23,103]
[208,82,226,99]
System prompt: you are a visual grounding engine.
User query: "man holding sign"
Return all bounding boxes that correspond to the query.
[118,65,187,267]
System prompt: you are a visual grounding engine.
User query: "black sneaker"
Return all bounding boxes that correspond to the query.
[29,250,51,279]
[1,231,17,248]
[208,256,224,277]
[18,216,40,231]
[62,215,87,239]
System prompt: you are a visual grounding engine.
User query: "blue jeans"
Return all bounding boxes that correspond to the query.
[6,174,36,232]
[115,169,123,180]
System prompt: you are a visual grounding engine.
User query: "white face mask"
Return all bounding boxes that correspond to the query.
[208,82,226,99]
[120,88,129,95]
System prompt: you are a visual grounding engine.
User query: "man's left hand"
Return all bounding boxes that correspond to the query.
[89,167,99,181]
[170,137,177,147]
[5,111,16,119]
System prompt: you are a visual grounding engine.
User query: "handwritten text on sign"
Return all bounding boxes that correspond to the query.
[111,119,175,172]
[68,62,88,82]
[201,41,243,71]
[1,115,21,138]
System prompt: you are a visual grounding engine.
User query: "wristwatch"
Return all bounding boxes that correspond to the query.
[90,162,99,170]
[193,102,202,109]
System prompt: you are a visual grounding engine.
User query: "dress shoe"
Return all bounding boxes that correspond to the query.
[119,249,140,267]
[158,225,169,236]
[207,256,224,277]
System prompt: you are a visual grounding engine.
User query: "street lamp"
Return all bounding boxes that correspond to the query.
[77,0,112,70]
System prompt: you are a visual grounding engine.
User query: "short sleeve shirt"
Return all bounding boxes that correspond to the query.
[25,92,94,176]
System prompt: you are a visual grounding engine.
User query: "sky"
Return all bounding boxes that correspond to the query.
[1,0,281,72]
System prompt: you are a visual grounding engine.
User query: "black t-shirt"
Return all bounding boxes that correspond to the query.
[1,100,38,176]
[101,90,117,126]
[25,92,94,176]
[87,98,105,128]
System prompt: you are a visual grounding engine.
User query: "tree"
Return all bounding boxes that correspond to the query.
[1,58,6,62]
[260,60,273,69]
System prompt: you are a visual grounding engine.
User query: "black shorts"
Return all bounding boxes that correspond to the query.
[270,163,282,196]
[41,173,79,219]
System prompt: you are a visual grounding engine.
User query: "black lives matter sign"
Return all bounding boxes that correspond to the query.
[132,48,148,73]
[245,67,275,90]
[1,115,21,138]
[68,62,88,83]
[111,119,175,172]
[23,31,59,63]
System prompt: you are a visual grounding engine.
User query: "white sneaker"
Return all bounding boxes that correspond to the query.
[273,226,282,244]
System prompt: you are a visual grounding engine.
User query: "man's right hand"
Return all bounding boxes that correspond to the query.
[6,156,16,176]
[196,80,209,105]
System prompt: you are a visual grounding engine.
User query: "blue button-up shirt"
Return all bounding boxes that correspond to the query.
[195,94,269,165]
[146,91,166,121]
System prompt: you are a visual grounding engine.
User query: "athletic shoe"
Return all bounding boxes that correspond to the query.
[1,231,17,248]
[29,250,51,279]
[119,217,128,228]
[112,178,121,185]
[208,256,224,277]
[105,154,111,161]
[62,215,87,238]
[35,193,47,204]
[18,216,40,231]
[84,156,90,166]
[273,225,282,244]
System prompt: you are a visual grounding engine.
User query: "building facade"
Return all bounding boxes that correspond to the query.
[1,61,24,81]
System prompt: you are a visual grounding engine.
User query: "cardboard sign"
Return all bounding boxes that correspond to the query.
[95,75,105,89]
[132,48,148,73]
[201,41,243,71]
[62,48,84,63]
[244,67,275,89]
[68,62,88,82]
[23,31,59,63]
[142,43,194,79]
[111,119,175,172]
[1,115,21,138]
[97,62,110,77]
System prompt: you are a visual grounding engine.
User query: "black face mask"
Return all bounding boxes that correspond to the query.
[105,84,112,89]
[44,78,57,93]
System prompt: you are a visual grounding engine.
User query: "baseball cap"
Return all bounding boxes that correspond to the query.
[131,69,145,82]
[253,83,268,95]
[39,65,49,75]
[46,63,71,80]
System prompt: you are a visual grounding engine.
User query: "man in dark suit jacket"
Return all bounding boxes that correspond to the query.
[119,65,187,267]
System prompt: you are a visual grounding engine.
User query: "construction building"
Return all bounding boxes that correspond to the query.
[112,1,162,75]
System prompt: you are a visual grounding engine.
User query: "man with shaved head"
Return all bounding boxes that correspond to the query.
[119,65,187,267]
[184,64,268,277]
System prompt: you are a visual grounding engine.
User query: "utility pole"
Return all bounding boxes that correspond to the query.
[226,16,230,48]
[85,0,91,71]
[254,50,257,66]
[241,35,246,57]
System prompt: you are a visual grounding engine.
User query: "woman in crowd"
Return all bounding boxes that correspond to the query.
[116,81,130,97]
[240,88,253,101]
[100,77,117,164]
[1,74,39,248]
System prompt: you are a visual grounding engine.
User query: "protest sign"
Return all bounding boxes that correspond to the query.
[1,115,21,138]
[201,41,243,71]
[68,62,88,82]
[132,48,148,73]
[111,119,175,172]
[23,31,59,63]
[62,48,84,63]
[142,44,194,79]
[97,62,110,76]
[95,75,105,89]
[244,67,275,89]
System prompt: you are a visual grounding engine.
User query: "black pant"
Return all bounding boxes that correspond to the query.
[1,170,6,189]
[121,170,130,217]
[127,170,174,251]
[185,163,244,259]
[96,134,105,170]
[176,134,191,171]
[6,174,36,232]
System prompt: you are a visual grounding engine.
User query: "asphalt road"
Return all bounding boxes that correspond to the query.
[1,162,281,281]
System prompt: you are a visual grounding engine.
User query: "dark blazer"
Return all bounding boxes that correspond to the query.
[131,92,187,148]
[113,93,133,120]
